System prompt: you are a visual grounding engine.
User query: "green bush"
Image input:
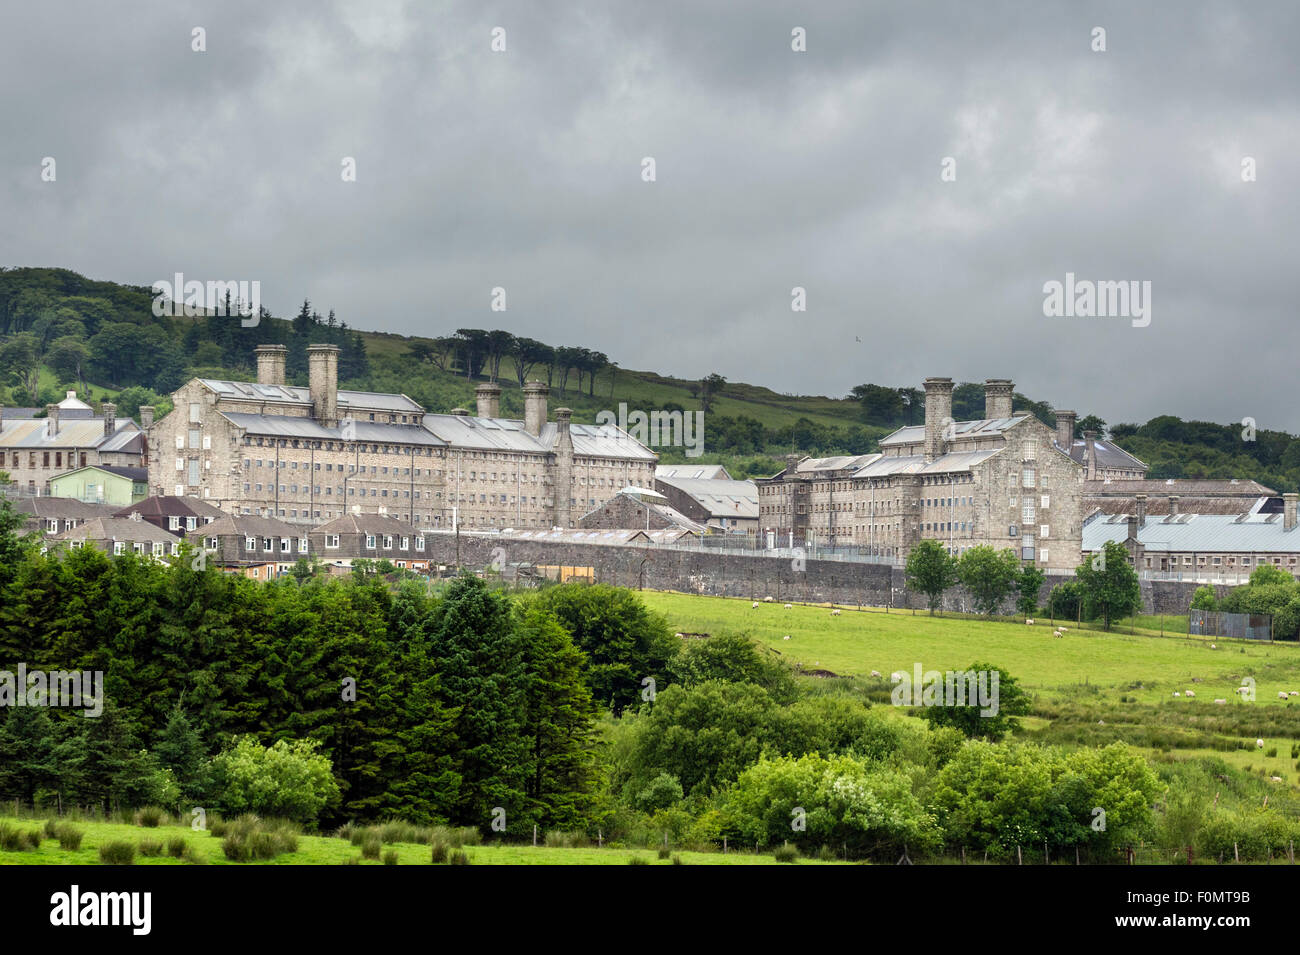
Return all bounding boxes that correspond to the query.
[773,843,799,863]
[448,850,471,865]
[166,837,188,858]
[383,849,399,866]
[138,839,163,857]
[627,855,649,865]
[220,816,300,862]
[99,841,136,865]
[430,839,449,864]
[0,823,26,851]
[211,737,340,826]
[657,846,670,859]
[361,834,381,860]
[134,806,167,828]
[55,824,83,851]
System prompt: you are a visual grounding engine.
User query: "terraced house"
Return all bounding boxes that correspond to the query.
[148,344,657,528]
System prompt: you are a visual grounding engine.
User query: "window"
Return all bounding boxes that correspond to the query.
[1021,532,1035,561]
[186,517,197,531]
[189,402,201,423]
[280,538,291,552]
[152,542,164,557]
[1022,502,1035,523]
[366,535,376,549]
[188,459,200,486]
[1040,524,1050,539]
[245,537,256,550]
[415,536,425,551]
[326,535,340,549]
[299,538,309,552]
[1022,468,1035,489]
[1040,495,1050,509]
[262,538,273,552]
[169,516,181,531]
[189,428,201,449]
[114,542,125,556]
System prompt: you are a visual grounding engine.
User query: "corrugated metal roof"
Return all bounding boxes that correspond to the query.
[1084,477,1274,496]
[222,412,444,445]
[1060,438,1148,471]
[879,416,1025,447]
[796,453,881,473]
[0,418,139,450]
[851,448,1002,478]
[424,413,549,453]
[540,421,658,461]
[656,464,731,480]
[1084,513,1300,553]
[200,379,423,414]
[655,476,759,518]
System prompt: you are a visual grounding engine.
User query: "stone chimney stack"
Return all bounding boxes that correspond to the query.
[1083,430,1098,481]
[139,406,154,430]
[307,344,340,428]
[785,453,802,478]
[450,408,470,416]
[923,377,954,463]
[983,379,1014,420]
[102,402,116,437]
[1135,493,1147,527]
[523,381,548,436]
[255,344,288,386]
[45,404,59,438]
[1126,515,1138,540]
[1285,493,1298,531]
[554,408,574,528]
[475,382,501,419]
[1168,495,1180,517]
[1055,410,1076,450]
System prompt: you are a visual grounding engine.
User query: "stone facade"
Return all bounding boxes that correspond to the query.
[148,344,657,528]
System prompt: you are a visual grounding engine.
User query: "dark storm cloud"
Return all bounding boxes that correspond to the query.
[1,1,1297,429]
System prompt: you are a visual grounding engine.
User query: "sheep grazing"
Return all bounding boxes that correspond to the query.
[1257,739,1265,749]
[675,632,685,638]
[1053,630,1063,638]
[830,609,841,616]
[1272,776,1283,783]
[764,596,774,603]
[1209,643,1216,649]
[784,603,793,610]
[1184,690,1195,698]
[782,635,791,641]
[752,602,759,609]
[1281,692,1291,701]
[1214,699,1227,705]
[1290,691,1299,697]
[1173,691,1181,697]
[1058,627,1067,632]
[1026,619,1035,626]
[870,670,881,678]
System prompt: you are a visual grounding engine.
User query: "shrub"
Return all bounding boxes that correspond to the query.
[43,818,60,839]
[23,829,43,849]
[1266,747,1278,758]
[818,844,837,862]
[99,841,136,865]
[544,830,591,849]
[166,837,188,858]
[377,821,432,845]
[220,816,300,862]
[383,849,399,866]
[657,846,671,859]
[773,843,799,863]
[430,839,449,864]
[336,822,357,842]
[361,834,381,860]
[342,856,361,865]
[134,806,167,828]
[211,736,340,825]
[448,850,471,866]
[627,855,649,865]
[0,823,26,851]
[55,824,83,851]
[671,854,683,865]
[138,839,163,857]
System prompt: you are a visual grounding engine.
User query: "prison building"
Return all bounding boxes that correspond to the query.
[653,474,759,536]
[148,344,656,528]
[0,400,147,496]
[1082,478,1278,517]
[756,379,1086,570]
[1051,410,1149,480]
[579,487,707,534]
[655,464,733,481]
[755,454,880,549]
[1084,492,1300,577]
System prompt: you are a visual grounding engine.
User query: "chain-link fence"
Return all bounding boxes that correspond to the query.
[1190,609,1273,641]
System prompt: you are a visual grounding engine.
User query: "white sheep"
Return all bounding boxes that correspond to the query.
[752,601,759,609]
[1281,692,1290,700]
[1209,643,1216,649]
[870,670,881,678]
[1185,690,1195,698]
[1272,776,1283,782]
[1026,619,1035,626]
[782,635,791,641]
[764,596,774,603]
[784,603,792,610]
[1257,739,1265,749]
[830,609,841,616]
[1290,691,1298,697]
[1214,699,1227,705]
[1236,686,1251,695]
[1058,627,1067,632]
[1173,691,1181,697]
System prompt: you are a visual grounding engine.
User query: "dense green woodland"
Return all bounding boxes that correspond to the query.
[4,501,1299,861]
[0,267,1294,488]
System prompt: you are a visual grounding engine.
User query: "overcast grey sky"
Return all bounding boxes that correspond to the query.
[2,1,1297,429]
